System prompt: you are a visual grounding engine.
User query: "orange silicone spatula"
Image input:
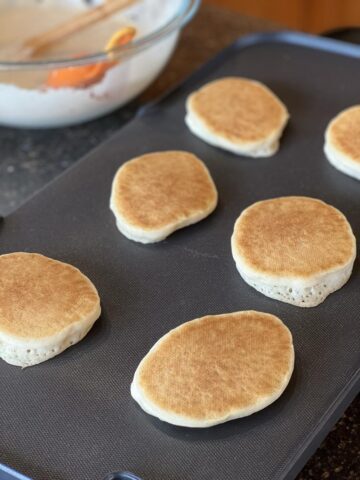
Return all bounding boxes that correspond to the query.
[46,26,136,89]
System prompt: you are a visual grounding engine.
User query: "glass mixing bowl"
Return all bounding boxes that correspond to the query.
[0,0,200,128]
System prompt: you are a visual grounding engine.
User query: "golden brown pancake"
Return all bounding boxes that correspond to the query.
[185,77,289,157]
[324,105,360,180]
[110,151,218,243]
[0,252,101,367]
[131,311,294,427]
[231,197,356,307]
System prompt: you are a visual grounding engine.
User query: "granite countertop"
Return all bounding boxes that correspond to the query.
[0,3,358,479]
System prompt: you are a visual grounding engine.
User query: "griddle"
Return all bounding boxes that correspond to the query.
[0,32,359,480]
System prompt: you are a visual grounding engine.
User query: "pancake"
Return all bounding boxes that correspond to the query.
[0,252,101,367]
[185,77,289,157]
[231,197,356,307]
[110,151,218,243]
[324,105,360,180]
[131,310,294,428]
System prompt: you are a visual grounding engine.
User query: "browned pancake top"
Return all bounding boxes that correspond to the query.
[328,105,360,163]
[188,77,288,143]
[137,311,293,421]
[232,197,355,278]
[0,253,100,339]
[112,151,217,230]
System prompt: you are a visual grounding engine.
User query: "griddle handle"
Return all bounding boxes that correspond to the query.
[102,472,143,480]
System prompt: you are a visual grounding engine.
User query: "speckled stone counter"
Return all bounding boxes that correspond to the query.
[0,4,358,479]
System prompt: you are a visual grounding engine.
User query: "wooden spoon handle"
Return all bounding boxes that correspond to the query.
[10,0,139,61]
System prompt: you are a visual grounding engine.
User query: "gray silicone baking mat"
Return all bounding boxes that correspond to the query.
[0,32,359,480]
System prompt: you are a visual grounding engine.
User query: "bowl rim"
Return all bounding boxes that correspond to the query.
[0,0,201,70]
